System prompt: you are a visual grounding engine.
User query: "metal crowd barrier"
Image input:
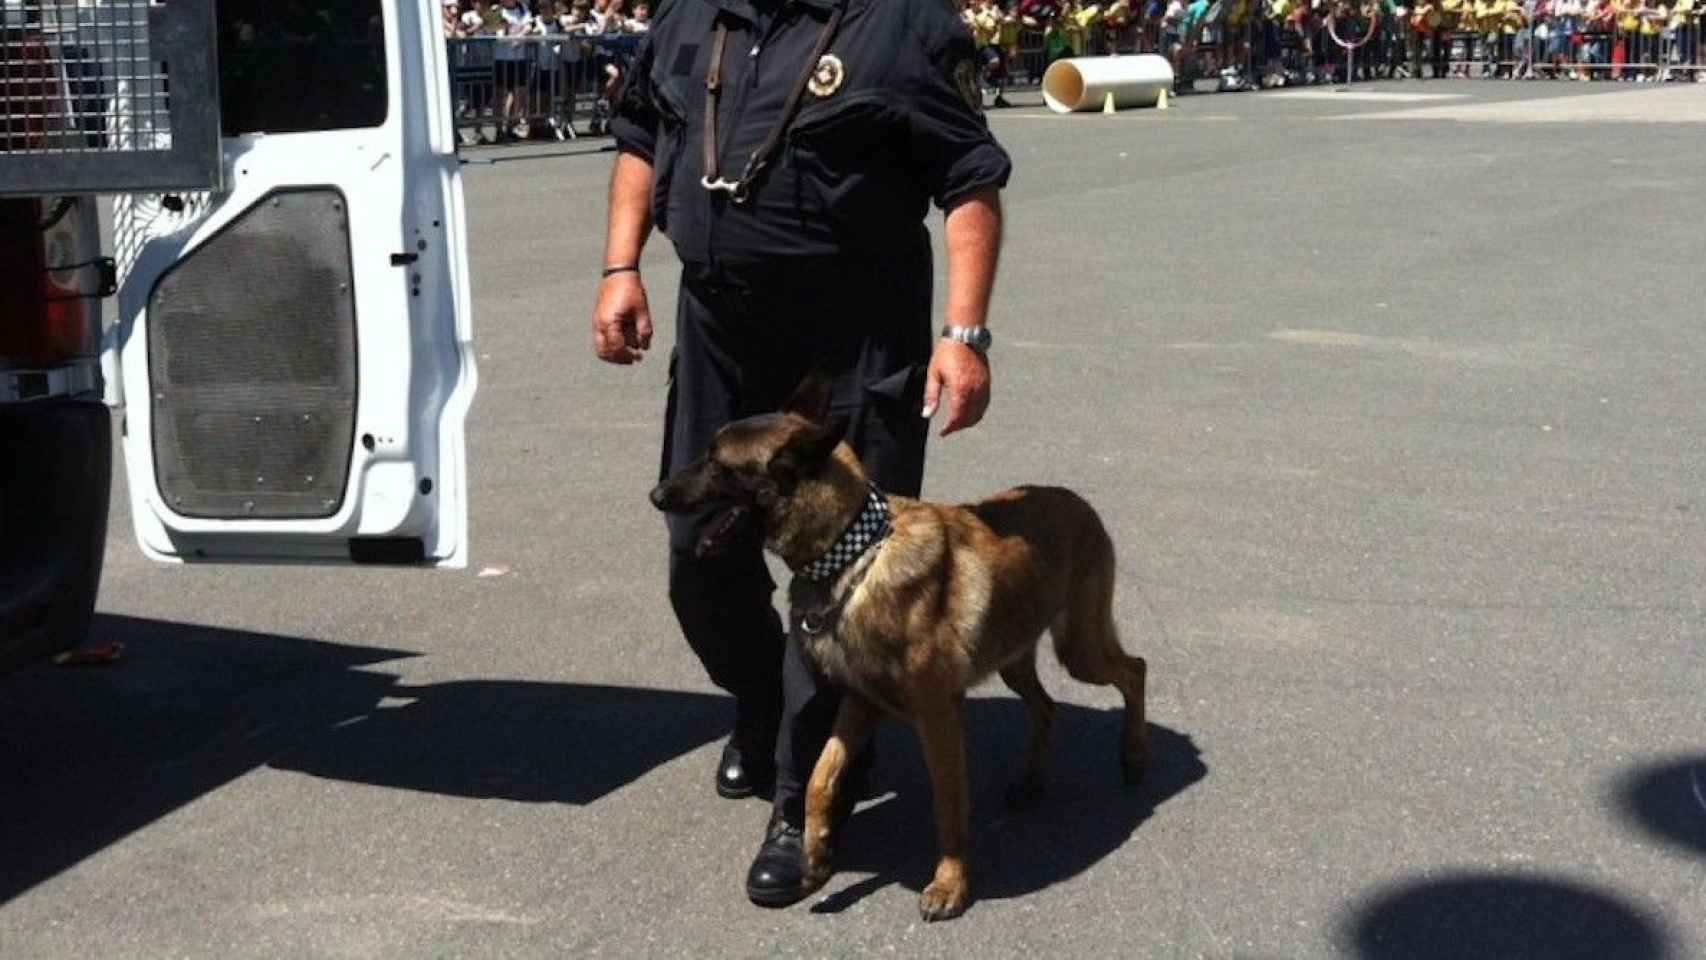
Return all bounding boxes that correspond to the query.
[1003,19,1305,91]
[996,12,1700,95]
[1009,23,1146,86]
[445,33,640,144]
[445,17,1700,143]
[1444,15,1702,78]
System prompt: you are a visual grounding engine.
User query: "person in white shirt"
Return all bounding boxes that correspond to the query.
[590,0,624,34]
[585,0,630,131]
[561,0,593,33]
[493,0,532,141]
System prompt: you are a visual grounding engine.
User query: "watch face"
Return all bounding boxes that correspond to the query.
[971,327,992,351]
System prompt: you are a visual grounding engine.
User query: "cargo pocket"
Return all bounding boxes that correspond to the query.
[848,361,930,496]
[862,362,928,414]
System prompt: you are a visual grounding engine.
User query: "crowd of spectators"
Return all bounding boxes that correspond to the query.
[440,0,652,40]
[442,0,648,140]
[959,0,1704,93]
[438,0,1702,142]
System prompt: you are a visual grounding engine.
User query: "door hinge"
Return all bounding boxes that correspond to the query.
[96,257,117,297]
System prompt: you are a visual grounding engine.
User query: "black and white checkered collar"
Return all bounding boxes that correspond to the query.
[796,484,890,582]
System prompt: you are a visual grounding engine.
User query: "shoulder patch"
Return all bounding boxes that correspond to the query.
[954,59,984,114]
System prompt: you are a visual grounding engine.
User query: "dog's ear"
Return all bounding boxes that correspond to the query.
[781,370,834,424]
[767,415,848,494]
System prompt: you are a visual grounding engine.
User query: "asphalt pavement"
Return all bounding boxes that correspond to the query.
[2,80,1704,958]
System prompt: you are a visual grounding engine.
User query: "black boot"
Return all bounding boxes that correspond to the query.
[716,738,774,799]
[717,698,778,799]
[744,810,807,907]
[743,747,873,907]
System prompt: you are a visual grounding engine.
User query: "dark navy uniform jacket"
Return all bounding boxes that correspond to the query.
[610,0,1013,264]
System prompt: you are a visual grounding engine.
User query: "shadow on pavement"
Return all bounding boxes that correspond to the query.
[1340,872,1676,960]
[1613,754,1706,859]
[271,678,728,804]
[0,614,728,904]
[811,702,1205,914]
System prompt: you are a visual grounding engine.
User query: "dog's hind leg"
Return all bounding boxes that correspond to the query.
[802,695,879,894]
[1051,526,1149,785]
[998,649,1055,811]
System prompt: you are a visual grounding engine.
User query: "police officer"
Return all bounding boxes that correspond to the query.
[590,0,1010,907]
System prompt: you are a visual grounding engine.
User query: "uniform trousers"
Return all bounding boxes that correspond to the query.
[660,231,933,821]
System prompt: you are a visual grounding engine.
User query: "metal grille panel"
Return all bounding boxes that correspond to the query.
[0,0,218,195]
[148,189,358,520]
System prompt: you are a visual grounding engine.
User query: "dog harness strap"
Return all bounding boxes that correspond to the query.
[797,483,890,582]
[700,6,846,204]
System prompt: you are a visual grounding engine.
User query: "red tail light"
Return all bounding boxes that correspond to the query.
[1,36,58,152]
[0,198,97,366]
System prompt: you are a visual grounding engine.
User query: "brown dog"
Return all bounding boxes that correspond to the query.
[649,375,1147,922]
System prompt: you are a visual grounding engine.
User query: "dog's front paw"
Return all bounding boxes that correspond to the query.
[801,827,836,894]
[801,850,834,894]
[918,879,969,922]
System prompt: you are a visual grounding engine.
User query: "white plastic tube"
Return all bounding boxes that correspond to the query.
[1041,55,1176,114]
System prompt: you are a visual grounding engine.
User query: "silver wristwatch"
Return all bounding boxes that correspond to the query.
[941,324,993,355]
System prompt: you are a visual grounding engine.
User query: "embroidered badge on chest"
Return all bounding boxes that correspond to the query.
[807,53,845,97]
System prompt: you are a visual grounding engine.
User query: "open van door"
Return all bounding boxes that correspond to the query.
[109,0,477,568]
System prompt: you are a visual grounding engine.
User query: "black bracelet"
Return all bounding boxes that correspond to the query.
[602,264,640,278]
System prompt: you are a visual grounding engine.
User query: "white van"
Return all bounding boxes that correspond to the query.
[1,0,477,669]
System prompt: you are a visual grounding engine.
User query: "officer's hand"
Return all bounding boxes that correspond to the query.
[592,273,653,365]
[922,339,991,437]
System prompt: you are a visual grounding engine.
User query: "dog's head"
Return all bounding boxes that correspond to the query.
[649,373,866,562]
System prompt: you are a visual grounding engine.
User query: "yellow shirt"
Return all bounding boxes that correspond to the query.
[1614,0,1640,30]
[1640,4,1665,32]
[1050,6,1095,55]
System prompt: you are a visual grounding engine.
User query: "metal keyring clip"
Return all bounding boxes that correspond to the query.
[700,175,753,205]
